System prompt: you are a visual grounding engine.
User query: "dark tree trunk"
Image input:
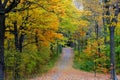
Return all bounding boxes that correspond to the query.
[50,44,53,53]
[19,34,24,52]
[0,14,5,80]
[103,0,119,79]
[13,21,20,79]
[109,26,117,80]
[57,41,59,54]
[96,22,101,57]
[13,21,19,50]
[95,22,99,40]
[77,40,80,54]
[81,38,84,51]
[0,1,20,80]
[94,21,101,76]
[35,31,39,51]
[102,13,107,44]
[14,53,21,80]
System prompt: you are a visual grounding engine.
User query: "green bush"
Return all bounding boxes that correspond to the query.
[73,51,94,72]
[4,45,60,80]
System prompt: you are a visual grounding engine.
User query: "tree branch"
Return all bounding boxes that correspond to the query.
[22,39,43,48]
[5,0,20,13]
[5,30,14,34]
[26,1,55,13]
[11,1,34,12]
[3,0,9,8]
[11,5,38,12]
[22,41,36,48]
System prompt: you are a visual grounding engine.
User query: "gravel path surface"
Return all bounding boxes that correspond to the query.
[29,47,120,80]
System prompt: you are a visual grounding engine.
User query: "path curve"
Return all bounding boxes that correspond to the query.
[29,47,120,80]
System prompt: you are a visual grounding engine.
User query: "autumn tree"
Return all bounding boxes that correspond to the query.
[102,0,120,79]
[3,0,67,79]
[0,0,20,79]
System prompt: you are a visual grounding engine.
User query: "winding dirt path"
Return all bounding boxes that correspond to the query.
[29,47,120,80]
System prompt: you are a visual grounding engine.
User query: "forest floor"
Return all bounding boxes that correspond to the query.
[29,47,120,80]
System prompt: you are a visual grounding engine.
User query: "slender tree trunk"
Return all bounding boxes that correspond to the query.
[19,34,24,52]
[109,26,117,80]
[94,22,98,77]
[14,55,20,80]
[35,32,39,51]
[77,40,80,54]
[0,14,5,80]
[81,38,83,51]
[13,21,20,79]
[96,22,101,57]
[13,21,19,50]
[102,13,107,44]
[74,40,77,50]
[57,41,59,54]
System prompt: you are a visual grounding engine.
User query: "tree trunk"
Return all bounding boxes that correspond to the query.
[96,22,101,57]
[57,41,59,54]
[77,40,80,54]
[0,14,5,80]
[35,31,39,51]
[19,34,24,52]
[109,26,117,80]
[102,13,107,44]
[13,21,19,50]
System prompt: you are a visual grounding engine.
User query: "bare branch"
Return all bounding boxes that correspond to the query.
[11,5,38,12]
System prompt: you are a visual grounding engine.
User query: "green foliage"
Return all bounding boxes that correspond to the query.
[73,51,94,72]
[115,35,120,74]
[60,18,78,34]
[4,45,60,80]
[73,45,120,73]
[74,44,110,73]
